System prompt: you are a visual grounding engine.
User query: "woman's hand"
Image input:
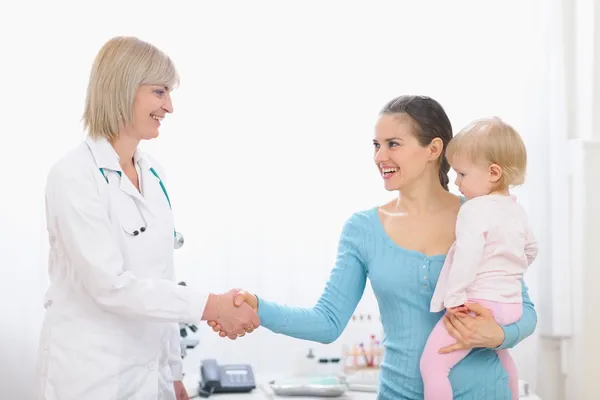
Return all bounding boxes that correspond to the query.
[207,290,258,339]
[439,302,505,354]
[203,289,260,340]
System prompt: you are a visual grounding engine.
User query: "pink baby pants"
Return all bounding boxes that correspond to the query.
[420,299,523,400]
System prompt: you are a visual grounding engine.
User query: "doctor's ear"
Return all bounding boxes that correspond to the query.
[488,163,503,183]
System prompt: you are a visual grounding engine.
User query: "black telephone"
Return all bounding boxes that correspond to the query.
[198,359,256,398]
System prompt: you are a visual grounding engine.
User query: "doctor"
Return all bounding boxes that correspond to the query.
[35,36,260,400]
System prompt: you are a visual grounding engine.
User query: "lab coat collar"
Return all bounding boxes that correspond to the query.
[85,135,155,206]
[85,135,152,172]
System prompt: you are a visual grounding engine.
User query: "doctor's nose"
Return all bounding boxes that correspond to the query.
[162,93,174,114]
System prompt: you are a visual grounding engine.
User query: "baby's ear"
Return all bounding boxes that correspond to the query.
[488,163,502,183]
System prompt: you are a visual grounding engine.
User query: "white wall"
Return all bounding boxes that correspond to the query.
[0,1,556,399]
[559,1,600,399]
[533,1,600,399]
[565,140,600,400]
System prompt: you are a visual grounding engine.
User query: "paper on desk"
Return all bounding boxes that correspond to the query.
[266,375,348,398]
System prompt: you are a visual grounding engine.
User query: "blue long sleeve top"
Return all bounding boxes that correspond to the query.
[257,208,537,400]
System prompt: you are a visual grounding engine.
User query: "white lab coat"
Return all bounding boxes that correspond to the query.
[36,136,208,400]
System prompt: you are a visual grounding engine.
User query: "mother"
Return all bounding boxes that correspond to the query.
[213,95,536,399]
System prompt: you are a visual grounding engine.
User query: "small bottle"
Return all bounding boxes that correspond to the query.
[295,348,316,376]
[318,358,330,376]
[369,334,376,366]
[330,358,341,376]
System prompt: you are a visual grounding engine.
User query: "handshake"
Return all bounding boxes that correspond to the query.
[203,289,259,340]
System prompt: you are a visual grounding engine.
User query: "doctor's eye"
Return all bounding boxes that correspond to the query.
[154,89,165,96]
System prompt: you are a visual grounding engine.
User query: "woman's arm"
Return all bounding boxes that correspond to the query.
[494,278,537,349]
[255,213,369,344]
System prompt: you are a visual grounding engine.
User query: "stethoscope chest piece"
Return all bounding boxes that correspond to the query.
[174,231,184,250]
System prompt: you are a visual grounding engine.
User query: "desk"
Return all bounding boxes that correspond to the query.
[183,372,542,399]
[183,372,377,399]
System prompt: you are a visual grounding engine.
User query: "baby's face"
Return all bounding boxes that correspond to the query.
[450,157,495,199]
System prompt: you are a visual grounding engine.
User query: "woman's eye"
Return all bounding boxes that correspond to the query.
[373,142,380,149]
[155,89,165,96]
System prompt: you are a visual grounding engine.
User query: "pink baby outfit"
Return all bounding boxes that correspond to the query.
[421,194,538,400]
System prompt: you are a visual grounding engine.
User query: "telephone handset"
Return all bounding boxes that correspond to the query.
[198,359,256,398]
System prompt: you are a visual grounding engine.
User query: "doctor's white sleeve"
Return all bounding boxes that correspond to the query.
[168,323,184,380]
[46,167,209,324]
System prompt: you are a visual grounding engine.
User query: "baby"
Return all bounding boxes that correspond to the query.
[419,117,538,400]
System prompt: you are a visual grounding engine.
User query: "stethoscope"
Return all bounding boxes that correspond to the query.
[99,167,184,250]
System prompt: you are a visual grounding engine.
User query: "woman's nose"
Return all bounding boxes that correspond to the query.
[374,148,388,163]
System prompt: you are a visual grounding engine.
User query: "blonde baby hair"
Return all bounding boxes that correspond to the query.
[83,36,180,141]
[446,116,527,188]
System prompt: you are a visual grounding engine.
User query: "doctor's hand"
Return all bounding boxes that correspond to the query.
[207,290,258,339]
[173,380,189,400]
[203,289,260,340]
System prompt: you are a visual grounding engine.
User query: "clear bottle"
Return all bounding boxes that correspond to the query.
[329,357,341,376]
[317,358,330,376]
[296,348,317,376]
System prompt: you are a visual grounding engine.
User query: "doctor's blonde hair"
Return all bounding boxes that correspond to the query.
[446,117,528,188]
[83,36,180,141]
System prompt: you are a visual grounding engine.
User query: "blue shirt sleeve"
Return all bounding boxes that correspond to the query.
[494,278,537,349]
[256,213,368,344]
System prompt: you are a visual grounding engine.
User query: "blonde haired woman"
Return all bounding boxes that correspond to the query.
[36,36,259,400]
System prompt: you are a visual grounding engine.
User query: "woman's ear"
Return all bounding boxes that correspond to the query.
[489,163,503,183]
[429,138,444,161]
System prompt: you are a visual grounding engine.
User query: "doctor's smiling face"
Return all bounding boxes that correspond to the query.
[83,36,180,143]
[123,84,174,141]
